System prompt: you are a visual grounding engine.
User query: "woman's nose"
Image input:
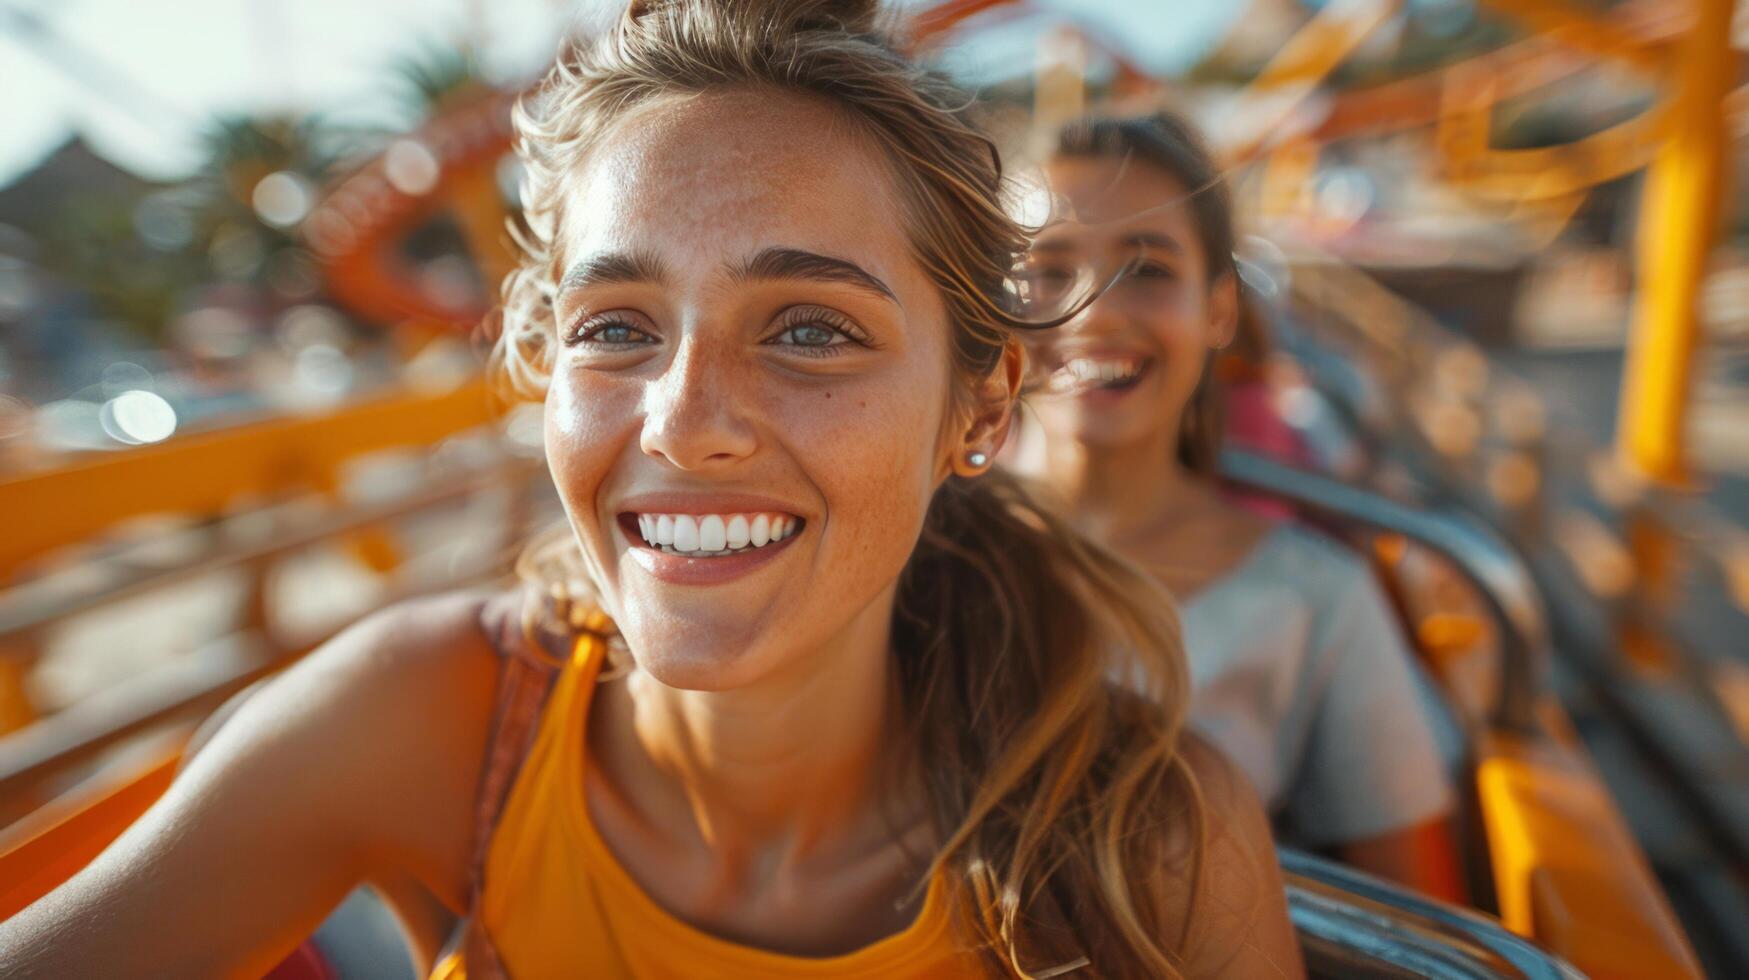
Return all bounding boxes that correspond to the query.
[638,337,758,470]
[1064,289,1128,340]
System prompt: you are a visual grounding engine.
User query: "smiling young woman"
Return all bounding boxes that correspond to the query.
[0,3,1301,978]
[1012,112,1462,901]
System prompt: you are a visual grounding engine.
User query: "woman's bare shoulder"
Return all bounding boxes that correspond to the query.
[208,588,505,755]
[188,588,513,896]
[1167,733,1305,978]
[0,590,514,977]
[299,588,505,718]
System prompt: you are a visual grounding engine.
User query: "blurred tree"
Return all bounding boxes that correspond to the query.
[389,43,494,120]
[0,139,205,344]
[183,114,346,307]
[199,114,336,207]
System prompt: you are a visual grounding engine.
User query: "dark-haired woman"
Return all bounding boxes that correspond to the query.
[1014,111,1462,900]
[0,4,1303,978]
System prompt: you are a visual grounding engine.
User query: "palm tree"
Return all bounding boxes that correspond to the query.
[388,43,495,121]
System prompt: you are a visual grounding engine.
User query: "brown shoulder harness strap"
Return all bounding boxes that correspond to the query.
[467,668,557,901]
[444,590,563,978]
[468,590,563,901]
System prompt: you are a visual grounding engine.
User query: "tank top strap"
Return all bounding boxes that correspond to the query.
[471,665,555,893]
[433,591,567,980]
[471,590,575,894]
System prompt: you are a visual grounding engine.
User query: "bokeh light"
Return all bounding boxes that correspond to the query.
[252,171,314,229]
[99,389,177,445]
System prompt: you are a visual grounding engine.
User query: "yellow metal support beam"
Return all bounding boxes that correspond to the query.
[1260,140,1321,220]
[1246,0,1395,92]
[1033,26,1087,141]
[1617,0,1735,485]
[1223,0,1397,164]
[1476,705,1705,979]
[0,377,496,583]
[1436,64,1670,202]
[1475,0,1665,73]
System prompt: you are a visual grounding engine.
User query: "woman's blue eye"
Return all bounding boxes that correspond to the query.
[780,324,840,346]
[574,317,655,346]
[767,308,868,356]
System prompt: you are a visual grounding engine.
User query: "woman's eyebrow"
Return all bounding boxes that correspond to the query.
[1029,237,1078,256]
[558,248,670,296]
[733,246,897,303]
[1120,231,1182,254]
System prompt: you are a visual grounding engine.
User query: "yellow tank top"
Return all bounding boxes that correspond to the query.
[430,634,980,980]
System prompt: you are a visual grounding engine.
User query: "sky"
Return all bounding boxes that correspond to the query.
[0,0,1243,187]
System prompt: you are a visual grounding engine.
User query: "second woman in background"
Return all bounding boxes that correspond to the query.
[1013,110,1464,899]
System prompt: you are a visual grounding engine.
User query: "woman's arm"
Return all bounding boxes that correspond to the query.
[1339,818,1467,904]
[1289,562,1460,896]
[0,591,499,979]
[1170,736,1305,979]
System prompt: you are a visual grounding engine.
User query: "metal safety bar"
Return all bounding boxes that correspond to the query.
[1220,449,1550,734]
[1282,847,1583,980]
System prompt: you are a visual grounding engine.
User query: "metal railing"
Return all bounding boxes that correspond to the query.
[1283,848,1583,980]
[1221,449,1550,734]
[0,377,556,809]
[0,378,497,585]
[0,455,550,802]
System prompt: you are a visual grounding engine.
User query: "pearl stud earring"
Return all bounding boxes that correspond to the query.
[967,451,989,467]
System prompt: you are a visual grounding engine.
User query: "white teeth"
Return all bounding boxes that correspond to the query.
[673,515,699,552]
[632,511,800,557]
[1064,357,1142,386]
[699,514,726,552]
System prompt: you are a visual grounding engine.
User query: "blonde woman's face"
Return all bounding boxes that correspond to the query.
[1027,156,1233,451]
[544,89,959,690]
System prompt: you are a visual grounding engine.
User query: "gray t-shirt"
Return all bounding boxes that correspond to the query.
[1178,524,1453,846]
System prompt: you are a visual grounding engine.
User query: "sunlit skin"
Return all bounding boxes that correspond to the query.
[1027,155,1466,901]
[0,92,1302,978]
[550,91,960,691]
[545,88,1005,950]
[1024,157,1266,594]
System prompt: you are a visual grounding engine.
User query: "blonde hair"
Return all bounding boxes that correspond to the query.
[490,2,1204,975]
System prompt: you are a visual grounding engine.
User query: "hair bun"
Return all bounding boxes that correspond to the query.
[625,0,882,36]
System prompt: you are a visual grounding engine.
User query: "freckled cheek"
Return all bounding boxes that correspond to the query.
[544,368,642,530]
[777,380,943,569]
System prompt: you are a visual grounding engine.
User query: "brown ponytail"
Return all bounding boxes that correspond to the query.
[497,3,1205,975]
[895,470,1203,976]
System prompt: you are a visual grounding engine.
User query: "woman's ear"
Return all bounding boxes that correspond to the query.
[949,340,1024,478]
[1208,271,1240,351]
